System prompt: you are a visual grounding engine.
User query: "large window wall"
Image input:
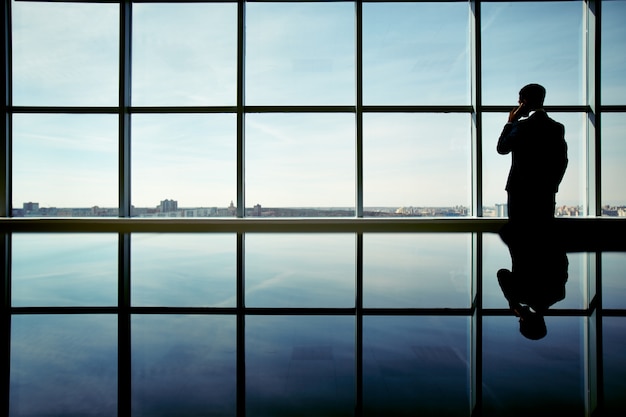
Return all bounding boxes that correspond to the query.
[3,0,625,218]
[2,1,626,417]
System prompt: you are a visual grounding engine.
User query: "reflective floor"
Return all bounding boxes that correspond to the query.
[4,229,626,416]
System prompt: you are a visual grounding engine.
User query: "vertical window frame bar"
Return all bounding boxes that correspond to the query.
[471,0,483,218]
[1,0,11,218]
[355,0,363,218]
[118,232,132,416]
[118,1,132,416]
[237,0,245,218]
[119,0,132,219]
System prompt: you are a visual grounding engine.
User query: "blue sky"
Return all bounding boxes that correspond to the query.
[8,0,626,209]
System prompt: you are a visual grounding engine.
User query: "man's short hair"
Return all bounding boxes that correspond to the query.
[519,83,546,107]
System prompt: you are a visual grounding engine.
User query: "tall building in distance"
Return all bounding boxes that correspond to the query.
[496,203,508,218]
[158,199,178,213]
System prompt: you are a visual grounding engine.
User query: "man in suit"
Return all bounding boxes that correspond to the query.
[497,83,568,223]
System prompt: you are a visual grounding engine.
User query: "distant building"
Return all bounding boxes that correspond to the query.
[158,199,178,213]
[23,202,39,212]
[228,200,236,216]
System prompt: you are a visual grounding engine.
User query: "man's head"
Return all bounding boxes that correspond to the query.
[518,83,546,111]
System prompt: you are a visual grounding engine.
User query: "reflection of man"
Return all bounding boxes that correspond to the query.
[497,84,568,223]
[498,223,569,340]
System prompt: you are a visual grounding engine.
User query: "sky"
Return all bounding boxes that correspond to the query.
[8,0,626,210]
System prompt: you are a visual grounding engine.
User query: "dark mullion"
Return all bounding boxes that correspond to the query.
[236,232,246,417]
[118,1,133,416]
[236,0,245,218]
[470,231,483,417]
[355,0,363,219]
[119,0,132,219]
[118,233,132,417]
[355,232,363,416]
[236,3,246,415]
[470,0,482,218]
[1,0,12,219]
[1,0,11,415]
[1,235,11,417]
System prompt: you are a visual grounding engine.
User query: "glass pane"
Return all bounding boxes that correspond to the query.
[363,113,470,215]
[11,234,117,307]
[132,315,236,416]
[483,232,587,310]
[601,0,626,105]
[132,3,237,106]
[12,1,118,106]
[12,114,119,216]
[601,114,626,213]
[131,234,236,307]
[246,316,355,417]
[482,316,585,416]
[603,317,626,416]
[131,114,236,216]
[245,234,355,308]
[245,2,355,105]
[602,252,626,309]
[245,114,355,215]
[10,315,117,416]
[481,2,583,105]
[482,112,584,218]
[363,234,471,308]
[363,316,469,416]
[362,2,469,105]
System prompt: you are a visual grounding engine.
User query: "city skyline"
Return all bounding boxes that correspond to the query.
[7,1,626,210]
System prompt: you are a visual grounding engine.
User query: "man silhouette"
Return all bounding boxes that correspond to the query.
[497,84,568,224]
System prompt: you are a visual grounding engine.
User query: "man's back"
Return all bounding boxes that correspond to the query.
[497,110,568,194]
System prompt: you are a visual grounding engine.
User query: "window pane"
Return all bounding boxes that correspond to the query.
[601,0,626,105]
[10,315,117,416]
[363,113,470,215]
[246,316,355,416]
[131,234,236,307]
[11,234,118,307]
[483,316,585,415]
[245,114,355,215]
[363,234,471,308]
[131,114,236,216]
[482,112,584,218]
[12,114,118,215]
[12,1,118,106]
[601,114,626,213]
[245,2,355,105]
[245,234,355,308]
[603,317,626,416]
[481,2,583,105]
[602,253,626,309]
[363,2,469,105]
[482,232,587,310]
[363,316,469,416]
[132,3,237,106]
[132,315,236,416]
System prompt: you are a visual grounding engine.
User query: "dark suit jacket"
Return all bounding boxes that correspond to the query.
[497,110,568,195]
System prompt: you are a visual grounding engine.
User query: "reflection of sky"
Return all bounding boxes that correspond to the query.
[9,1,625,208]
[482,316,586,415]
[131,233,237,307]
[10,315,118,416]
[11,233,118,306]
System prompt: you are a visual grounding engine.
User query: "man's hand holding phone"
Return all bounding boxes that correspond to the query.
[508,103,526,123]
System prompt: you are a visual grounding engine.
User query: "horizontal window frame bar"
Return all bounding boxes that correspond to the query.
[9,306,613,317]
[9,105,604,114]
[3,217,626,234]
[1,217,508,233]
